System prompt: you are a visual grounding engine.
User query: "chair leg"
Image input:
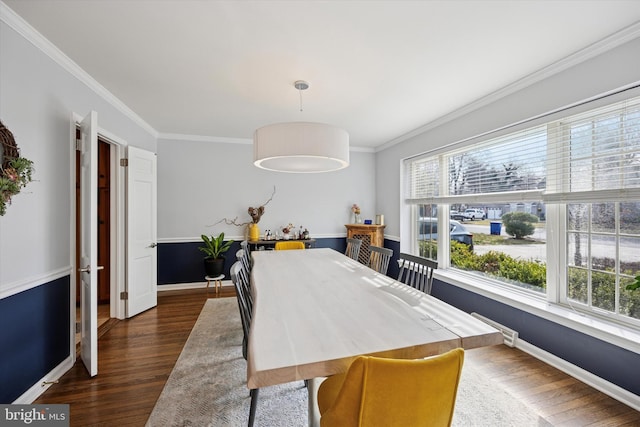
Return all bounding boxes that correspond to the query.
[248,388,259,427]
[242,336,247,360]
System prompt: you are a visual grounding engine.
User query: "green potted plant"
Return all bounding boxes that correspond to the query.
[199,232,234,277]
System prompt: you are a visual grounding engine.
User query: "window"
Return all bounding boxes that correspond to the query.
[404,93,640,326]
[567,202,640,321]
[559,100,640,323]
[406,128,548,293]
[416,204,438,260]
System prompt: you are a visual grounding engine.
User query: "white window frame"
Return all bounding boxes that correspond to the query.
[403,87,640,334]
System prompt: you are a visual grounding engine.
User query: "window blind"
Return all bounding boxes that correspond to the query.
[405,95,640,205]
[545,96,640,203]
[446,126,546,195]
[405,156,439,201]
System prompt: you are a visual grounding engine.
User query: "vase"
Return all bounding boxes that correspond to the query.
[354,214,362,224]
[283,233,290,240]
[249,223,260,241]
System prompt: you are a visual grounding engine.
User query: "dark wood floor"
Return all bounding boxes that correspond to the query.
[36,287,639,426]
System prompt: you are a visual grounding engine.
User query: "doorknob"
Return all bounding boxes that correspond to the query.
[148,242,158,248]
[78,265,105,273]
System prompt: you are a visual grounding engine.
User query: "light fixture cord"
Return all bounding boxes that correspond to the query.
[298,87,304,112]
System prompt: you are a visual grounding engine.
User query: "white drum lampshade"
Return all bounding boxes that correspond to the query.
[253,121,349,173]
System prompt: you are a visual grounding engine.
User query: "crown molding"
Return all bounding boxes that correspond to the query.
[0,1,158,138]
[376,21,640,153]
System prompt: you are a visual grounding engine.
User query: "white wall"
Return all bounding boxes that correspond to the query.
[375,34,640,245]
[0,10,157,297]
[157,137,376,241]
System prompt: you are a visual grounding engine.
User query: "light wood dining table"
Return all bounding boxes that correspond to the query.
[247,248,503,425]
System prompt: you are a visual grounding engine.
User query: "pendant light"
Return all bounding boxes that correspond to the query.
[253,80,349,173]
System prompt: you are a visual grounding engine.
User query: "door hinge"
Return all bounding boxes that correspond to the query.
[120,158,128,167]
[120,291,129,300]
[75,138,82,151]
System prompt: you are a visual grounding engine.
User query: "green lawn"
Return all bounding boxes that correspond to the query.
[467,219,545,245]
[473,234,543,245]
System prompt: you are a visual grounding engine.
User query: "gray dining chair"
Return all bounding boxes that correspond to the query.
[397,252,438,294]
[240,240,252,268]
[230,261,259,427]
[368,245,393,275]
[236,248,252,276]
[345,238,362,261]
[234,250,253,311]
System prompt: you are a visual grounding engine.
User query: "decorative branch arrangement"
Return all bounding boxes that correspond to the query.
[209,186,276,227]
[0,120,34,216]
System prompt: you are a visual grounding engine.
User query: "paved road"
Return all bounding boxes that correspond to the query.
[463,221,547,261]
[469,222,638,263]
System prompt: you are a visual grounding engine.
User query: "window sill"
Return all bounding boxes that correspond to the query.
[435,269,640,355]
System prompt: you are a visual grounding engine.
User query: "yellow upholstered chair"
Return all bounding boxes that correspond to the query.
[317,348,465,427]
[275,241,305,250]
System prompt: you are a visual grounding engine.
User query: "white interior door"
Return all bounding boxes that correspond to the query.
[80,111,99,376]
[126,146,158,317]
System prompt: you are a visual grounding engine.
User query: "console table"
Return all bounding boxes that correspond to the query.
[345,224,385,264]
[248,239,316,251]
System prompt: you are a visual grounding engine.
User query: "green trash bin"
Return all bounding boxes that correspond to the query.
[490,221,502,235]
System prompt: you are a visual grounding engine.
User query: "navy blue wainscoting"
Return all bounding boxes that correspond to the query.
[0,276,70,403]
[159,237,354,285]
[384,239,401,279]
[311,237,345,252]
[158,241,244,285]
[431,279,640,397]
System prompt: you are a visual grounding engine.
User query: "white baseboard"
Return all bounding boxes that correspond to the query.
[157,281,233,292]
[14,355,74,404]
[517,339,640,412]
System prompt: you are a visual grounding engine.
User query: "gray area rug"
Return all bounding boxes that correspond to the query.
[146,298,551,427]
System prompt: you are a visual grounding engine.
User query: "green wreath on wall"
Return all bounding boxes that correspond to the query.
[0,120,34,216]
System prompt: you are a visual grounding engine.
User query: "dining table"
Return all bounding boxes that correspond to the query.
[247,247,503,426]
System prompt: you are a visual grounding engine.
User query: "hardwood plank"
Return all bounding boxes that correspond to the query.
[35,287,639,426]
[35,288,234,426]
[467,346,640,425]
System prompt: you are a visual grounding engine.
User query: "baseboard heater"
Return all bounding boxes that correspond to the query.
[470,312,519,347]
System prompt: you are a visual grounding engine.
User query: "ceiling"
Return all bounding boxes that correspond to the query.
[4,1,640,149]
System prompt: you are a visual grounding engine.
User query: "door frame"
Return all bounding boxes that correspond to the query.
[102,128,127,320]
[70,113,128,365]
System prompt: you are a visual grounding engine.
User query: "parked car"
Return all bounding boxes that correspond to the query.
[418,218,474,250]
[450,210,467,221]
[463,208,486,220]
